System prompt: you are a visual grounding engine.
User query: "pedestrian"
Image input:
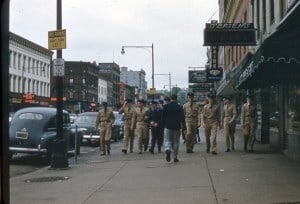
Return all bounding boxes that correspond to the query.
[162,94,185,162]
[149,101,164,154]
[202,94,220,155]
[182,92,201,153]
[241,94,258,152]
[119,98,136,154]
[135,99,149,154]
[95,102,115,155]
[221,96,237,152]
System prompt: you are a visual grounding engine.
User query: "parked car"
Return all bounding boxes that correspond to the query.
[9,107,82,160]
[112,111,124,142]
[69,113,78,123]
[71,112,99,146]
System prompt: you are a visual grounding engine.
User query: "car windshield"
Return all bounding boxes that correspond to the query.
[18,112,43,120]
[114,113,123,121]
[75,115,97,124]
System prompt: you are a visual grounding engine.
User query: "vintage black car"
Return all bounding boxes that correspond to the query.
[71,111,99,145]
[112,111,124,142]
[9,107,82,160]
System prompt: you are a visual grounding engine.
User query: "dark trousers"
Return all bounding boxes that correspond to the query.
[150,127,164,152]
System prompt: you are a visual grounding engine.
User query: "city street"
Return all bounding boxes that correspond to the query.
[9,128,300,204]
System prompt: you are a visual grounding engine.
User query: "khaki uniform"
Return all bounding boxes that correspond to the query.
[119,106,136,153]
[135,106,149,153]
[95,108,115,155]
[202,103,220,153]
[241,103,257,152]
[183,102,201,152]
[221,103,237,150]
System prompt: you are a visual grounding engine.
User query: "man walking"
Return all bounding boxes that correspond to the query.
[95,102,115,155]
[135,99,149,154]
[119,98,136,154]
[202,94,220,155]
[183,92,201,153]
[221,96,237,152]
[149,101,164,154]
[241,94,258,152]
[162,94,185,162]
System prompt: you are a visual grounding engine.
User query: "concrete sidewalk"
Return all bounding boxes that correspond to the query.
[10,127,300,204]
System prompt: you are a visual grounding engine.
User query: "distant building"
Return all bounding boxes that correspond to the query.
[9,32,53,111]
[120,66,147,100]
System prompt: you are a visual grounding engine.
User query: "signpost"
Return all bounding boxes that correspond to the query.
[52,58,65,76]
[48,29,66,50]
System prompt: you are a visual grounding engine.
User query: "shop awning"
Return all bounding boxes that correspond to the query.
[217,53,253,96]
[236,1,300,89]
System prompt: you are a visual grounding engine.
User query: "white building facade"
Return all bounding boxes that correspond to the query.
[9,32,53,111]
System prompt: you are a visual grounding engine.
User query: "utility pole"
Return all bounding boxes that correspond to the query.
[50,0,68,169]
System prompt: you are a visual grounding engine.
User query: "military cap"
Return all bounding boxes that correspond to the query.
[102,101,108,106]
[125,98,132,103]
[164,96,170,102]
[187,92,194,97]
[170,94,177,100]
[222,96,231,101]
[137,99,145,103]
[207,93,216,99]
[151,100,158,104]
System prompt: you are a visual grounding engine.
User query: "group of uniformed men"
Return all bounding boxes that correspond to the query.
[95,92,258,159]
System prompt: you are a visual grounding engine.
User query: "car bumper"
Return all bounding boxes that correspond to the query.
[82,134,100,143]
[9,145,48,153]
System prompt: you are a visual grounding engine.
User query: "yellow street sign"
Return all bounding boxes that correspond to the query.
[48,29,66,50]
[149,88,156,95]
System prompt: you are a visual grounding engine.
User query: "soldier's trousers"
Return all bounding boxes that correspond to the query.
[204,120,218,152]
[224,119,236,150]
[242,122,256,151]
[136,122,148,152]
[122,124,134,152]
[185,122,197,152]
[100,122,112,153]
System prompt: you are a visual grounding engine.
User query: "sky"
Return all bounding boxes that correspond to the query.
[10,0,219,91]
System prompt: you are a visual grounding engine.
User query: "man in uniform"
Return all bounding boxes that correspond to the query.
[221,96,237,152]
[202,94,220,155]
[241,94,258,152]
[135,99,149,154]
[119,98,136,154]
[183,92,201,153]
[95,102,115,155]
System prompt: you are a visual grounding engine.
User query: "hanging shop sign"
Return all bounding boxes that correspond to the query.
[188,70,207,83]
[204,23,256,46]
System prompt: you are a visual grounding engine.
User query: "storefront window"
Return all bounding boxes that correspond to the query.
[287,85,300,133]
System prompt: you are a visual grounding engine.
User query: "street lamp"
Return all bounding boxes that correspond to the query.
[121,43,155,99]
[155,72,171,95]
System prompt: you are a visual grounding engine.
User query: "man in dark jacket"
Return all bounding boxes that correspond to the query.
[149,101,164,153]
[162,94,185,162]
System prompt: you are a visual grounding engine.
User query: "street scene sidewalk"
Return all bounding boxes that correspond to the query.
[10,127,300,204]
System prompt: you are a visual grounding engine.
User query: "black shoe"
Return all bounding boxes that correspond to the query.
[206,148,210,153]
[226,149,230,152]
[130,150,133,153]
[212,151,217,155]
[107,150,110,155]
[149,149,154,154]
[248,149,254,153]
[174,158,179,162]
[138,151,142,154]
[166,150,171,162]
[122,149,127,154]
